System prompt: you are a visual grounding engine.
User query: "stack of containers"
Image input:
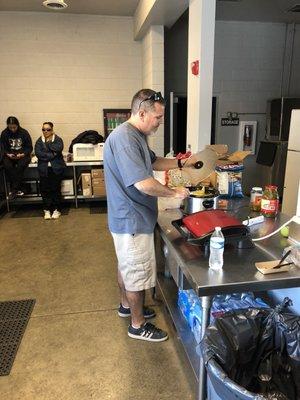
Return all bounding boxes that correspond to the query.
[178,290,269,344]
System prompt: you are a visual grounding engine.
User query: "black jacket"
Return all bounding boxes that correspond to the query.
[68,130,103,153]
[35,135,66,177]
[0,127,33,156]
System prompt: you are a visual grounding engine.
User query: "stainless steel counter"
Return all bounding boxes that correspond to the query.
[155,202,300,400]
[157,207,300,296]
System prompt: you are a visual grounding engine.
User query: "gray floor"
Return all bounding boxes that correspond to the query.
[0,205,195,400]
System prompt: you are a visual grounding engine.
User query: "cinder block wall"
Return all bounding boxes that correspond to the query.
[214,21,286,152]
[0,11,142,151]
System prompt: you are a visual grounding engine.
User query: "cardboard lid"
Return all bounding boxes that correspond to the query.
[181,148,219,186]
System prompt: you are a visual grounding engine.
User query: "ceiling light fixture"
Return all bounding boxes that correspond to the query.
[43,0,68,10]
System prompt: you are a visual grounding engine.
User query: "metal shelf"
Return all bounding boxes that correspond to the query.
[28,161,104,168]
[8,195,76,204]
[2,162,106,211]
[77,195,106,200]
[157,273,199,383]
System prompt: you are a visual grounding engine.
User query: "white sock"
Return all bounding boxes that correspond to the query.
[131,323,142,329]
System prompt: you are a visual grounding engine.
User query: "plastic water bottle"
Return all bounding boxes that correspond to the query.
[209,227,224,270]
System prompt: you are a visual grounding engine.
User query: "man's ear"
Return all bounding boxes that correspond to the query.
[138,109,146,121]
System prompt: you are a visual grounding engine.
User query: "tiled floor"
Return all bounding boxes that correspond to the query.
[0,205,195,400]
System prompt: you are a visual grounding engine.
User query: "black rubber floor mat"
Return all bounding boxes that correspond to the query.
[0,299,35,375]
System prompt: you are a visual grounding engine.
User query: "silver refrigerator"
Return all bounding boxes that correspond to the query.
[282,109,300,216]
[256,98,300,198]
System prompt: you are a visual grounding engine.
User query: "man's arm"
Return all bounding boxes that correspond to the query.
[134,177,189,198]
[152,157,178,171]
[152,156,199,171]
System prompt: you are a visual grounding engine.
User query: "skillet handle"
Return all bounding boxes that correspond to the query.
[171,219,190,239]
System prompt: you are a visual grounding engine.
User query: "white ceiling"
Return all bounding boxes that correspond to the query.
[0,0,140,16]
[0,0,300,24]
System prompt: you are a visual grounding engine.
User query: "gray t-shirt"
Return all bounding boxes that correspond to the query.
[103,122,158,234]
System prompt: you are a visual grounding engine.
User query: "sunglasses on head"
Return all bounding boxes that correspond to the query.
[138,92,165,109]
[42,128,52,132]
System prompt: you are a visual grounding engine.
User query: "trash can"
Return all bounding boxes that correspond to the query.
[201,298,300,400]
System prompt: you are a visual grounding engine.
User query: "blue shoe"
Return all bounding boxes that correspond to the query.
[118,304,156,319]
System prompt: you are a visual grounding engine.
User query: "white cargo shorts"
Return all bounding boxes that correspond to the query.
[111,232,156,291]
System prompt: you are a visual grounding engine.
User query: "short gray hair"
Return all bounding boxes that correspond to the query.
[131,89,165,115]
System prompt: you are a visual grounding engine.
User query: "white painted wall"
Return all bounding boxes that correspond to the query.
[141,25,164,155]
[214,21,286,153]
[0,11,142,150]
[213,21,289,193]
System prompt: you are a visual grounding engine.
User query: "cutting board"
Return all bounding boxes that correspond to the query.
[255,260,292,275]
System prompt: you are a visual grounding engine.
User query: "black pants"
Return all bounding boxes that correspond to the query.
[3,154,31,191]
[40,169,63,212]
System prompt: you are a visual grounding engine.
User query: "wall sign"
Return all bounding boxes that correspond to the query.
[221,118,239,126]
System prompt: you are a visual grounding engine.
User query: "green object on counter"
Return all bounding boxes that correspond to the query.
[280,226,289,238]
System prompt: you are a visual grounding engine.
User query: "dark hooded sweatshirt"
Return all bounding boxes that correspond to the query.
[0,127,33,156]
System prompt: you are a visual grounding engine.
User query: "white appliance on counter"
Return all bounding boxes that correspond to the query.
[282,109,300,215]
[73,143,104,161]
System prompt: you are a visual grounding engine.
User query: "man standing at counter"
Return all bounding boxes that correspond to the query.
[104,89,192,342]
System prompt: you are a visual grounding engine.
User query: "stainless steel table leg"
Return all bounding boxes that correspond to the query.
[73,165,78,208]
[178,267,184,290]
[198,295,212,400]
[3,169,9,212]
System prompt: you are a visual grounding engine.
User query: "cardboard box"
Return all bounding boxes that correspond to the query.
[92,177,106,196]
[91,169,104,179]
[81,173,92,197]
[93,186,106,196]
[61,179,74,196]
[166,146,250,189]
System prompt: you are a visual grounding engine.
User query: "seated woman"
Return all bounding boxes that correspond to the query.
[35,122,66,220]
[1,116,33,197]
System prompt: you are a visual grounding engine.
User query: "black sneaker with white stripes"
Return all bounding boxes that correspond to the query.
[118,304,156,319]
[128,322,168,342]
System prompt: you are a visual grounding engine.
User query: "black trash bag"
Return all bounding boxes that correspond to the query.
[201,298,300,400]
[68,130,104,153]
[271,300,300,397]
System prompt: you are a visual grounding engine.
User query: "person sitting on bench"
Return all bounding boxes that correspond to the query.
[0,116,33,198]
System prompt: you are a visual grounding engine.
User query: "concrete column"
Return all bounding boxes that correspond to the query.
[186,0,216,152]
[141,25,165,156]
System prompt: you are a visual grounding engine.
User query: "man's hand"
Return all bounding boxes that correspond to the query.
[16,153,25,159]
[182,154,202,168]
[171,187,190,199]
[6,153,16,159]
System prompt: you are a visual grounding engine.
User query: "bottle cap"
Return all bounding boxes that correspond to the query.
[215,226,221,231]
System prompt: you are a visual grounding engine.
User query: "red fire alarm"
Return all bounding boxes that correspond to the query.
[191,60,199,76]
